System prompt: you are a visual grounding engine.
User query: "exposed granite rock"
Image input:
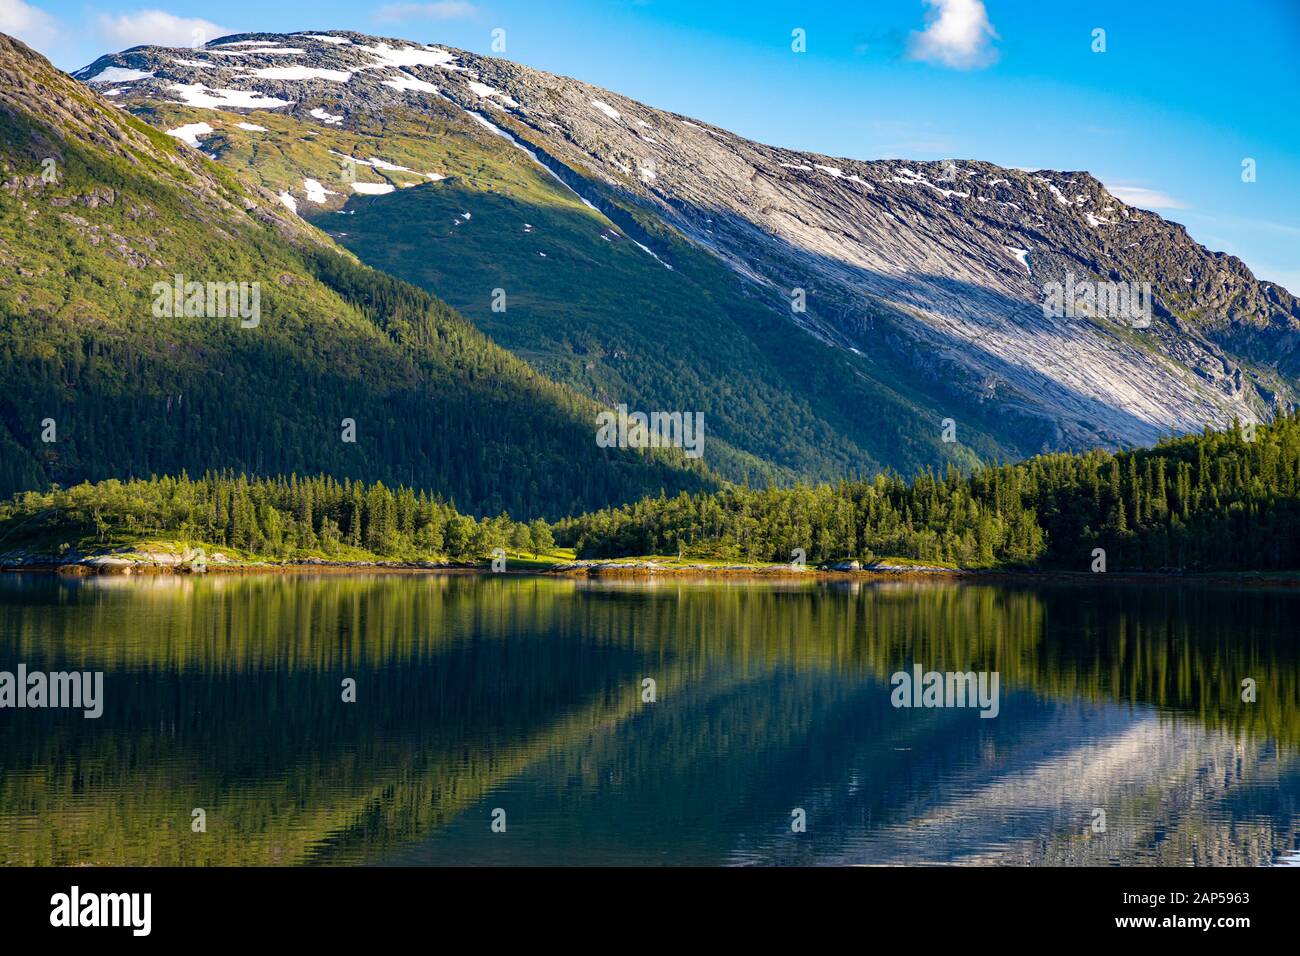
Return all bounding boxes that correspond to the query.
[73,29,1300,452]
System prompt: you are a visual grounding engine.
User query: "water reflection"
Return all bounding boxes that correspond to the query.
[1,573,1297,865]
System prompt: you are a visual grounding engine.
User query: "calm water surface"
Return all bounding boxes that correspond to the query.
[1,572,1298,866]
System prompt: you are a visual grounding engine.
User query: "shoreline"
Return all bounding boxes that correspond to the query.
[3,554,1299,589]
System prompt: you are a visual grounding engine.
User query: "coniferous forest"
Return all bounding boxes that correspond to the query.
[0,472,554,563]
[559,415,1300,571]
[3,414,1299,573]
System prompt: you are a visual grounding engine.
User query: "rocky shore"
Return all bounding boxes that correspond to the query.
[0,547,458,575]
[4,547,1297,589]
[0,545,965,578]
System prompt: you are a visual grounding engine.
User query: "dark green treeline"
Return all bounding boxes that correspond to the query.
[3,415,1300,571]
[0,472,553,561]
[556,414,1300,571]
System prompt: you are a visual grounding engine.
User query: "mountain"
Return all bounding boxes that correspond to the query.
[74,30,1300,487]
[0,33,714,517]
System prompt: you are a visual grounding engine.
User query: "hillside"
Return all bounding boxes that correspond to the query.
[0,33,715,518]
[75,29,1300,485]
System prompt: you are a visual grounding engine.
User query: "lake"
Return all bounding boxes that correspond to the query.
[1,572,1298,866]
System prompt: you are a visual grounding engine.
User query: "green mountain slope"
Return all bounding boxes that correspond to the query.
[0,33,715,517]
[307,171,996,485]
[76,30,1299,489]
[77,31,996,486]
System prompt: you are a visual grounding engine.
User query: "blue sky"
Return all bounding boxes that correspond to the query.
[6,0,1298,292]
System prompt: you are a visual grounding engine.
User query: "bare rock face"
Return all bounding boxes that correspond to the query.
[75,30,1300,457]
[0,33,320,245]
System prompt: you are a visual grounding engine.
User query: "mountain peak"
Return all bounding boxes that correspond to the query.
[59,27,1300,476]
[0,28,714,509]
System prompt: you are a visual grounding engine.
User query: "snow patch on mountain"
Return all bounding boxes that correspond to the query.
[365,157,413,172]
[250,65,352,82]
[383,73,440,95]
[165,122,214,147]
[303,179,335,203]
[83,66,153,84]
[328,150,429,176]
[360,42,461,70]
[309,107,344,125]
[209,48,307,57]
[1005,247,1032,275]
[169,83,292,109]
[468,81,517,106]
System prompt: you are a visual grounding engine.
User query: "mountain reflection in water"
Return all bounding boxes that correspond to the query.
[1,573,1297,866]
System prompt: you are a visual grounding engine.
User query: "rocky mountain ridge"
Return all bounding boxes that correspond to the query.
[0,32,713,511]
[75,29,1300,464]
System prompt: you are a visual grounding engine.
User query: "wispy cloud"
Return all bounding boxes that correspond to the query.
[1103,183,1188,210]
[96,10,235,49]
[906,0,998,70]
[0,0,58,49]
[374,2,478,22]
[862,119,955,157]
[1179,209,1300,240]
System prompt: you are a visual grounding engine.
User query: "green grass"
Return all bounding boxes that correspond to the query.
[867,555,962,570]
[1,61,718,516]
[130,97,1016,487]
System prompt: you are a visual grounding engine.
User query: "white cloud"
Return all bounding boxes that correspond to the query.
[1104,184,1188,210]
[907,0,998,70]
[0,0,58,48]
[96,10,234,50]
[374,2,478,22]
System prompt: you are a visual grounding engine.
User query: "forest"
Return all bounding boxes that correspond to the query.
[556,413,1300,571]
[0,92,710,521]
[0,472,552,563]
[1,414,1297,572]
